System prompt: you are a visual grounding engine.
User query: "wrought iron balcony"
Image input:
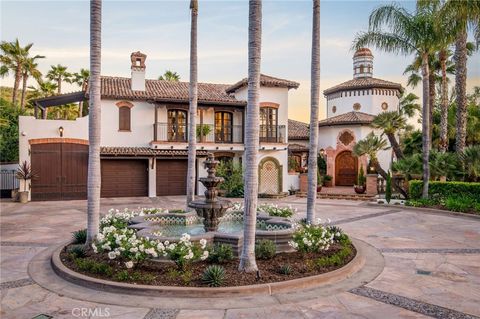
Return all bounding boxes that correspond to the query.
[259,125,286,143]
[153,123,244,143]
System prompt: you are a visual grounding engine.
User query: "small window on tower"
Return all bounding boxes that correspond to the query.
[381,102,388,110]
[353,103,361,111]
[360,65,364,73]
[332,106,337,113]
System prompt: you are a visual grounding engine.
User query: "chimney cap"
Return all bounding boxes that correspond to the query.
[131,51,147,70]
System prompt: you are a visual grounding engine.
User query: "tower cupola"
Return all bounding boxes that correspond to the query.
[353,48,373,79]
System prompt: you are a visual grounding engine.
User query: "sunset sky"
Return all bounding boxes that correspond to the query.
[1,0,479,122]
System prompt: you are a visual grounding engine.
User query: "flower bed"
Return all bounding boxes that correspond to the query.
[61,208,355,288]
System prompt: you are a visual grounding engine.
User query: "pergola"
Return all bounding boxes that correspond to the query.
[32,91,87,119]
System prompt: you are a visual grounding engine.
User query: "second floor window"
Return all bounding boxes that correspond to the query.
[168,109,187,141]
[119,106,131,131]
[215,111,232,143]
[260,107,277,142]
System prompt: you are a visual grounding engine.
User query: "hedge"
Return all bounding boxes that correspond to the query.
[409,180,480,199]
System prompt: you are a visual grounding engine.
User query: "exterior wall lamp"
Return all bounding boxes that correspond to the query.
[58,126,64,137]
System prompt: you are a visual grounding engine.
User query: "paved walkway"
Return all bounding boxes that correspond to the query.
[1,196,479,319]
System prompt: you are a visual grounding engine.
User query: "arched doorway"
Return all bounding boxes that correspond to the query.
[258,157,282,194]
[335,151,357,186]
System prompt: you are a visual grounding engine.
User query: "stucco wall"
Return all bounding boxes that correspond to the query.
[326,90,400,118]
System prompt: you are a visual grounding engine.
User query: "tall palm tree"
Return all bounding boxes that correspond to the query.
[28,80,58,99]
[239,0,261,273]
[399,92,421,118]
[46,64,72,94]
[371,111,406,160]
[353,132,390,179]
[352,4,441,198]
[441,0,480,153]
[72,68,90,117]
[158,70,180,81]
[306,0,320,225]
[186,0,198,206]
[20,57,43,110]
[86,0,102,245]
[0,39,43,106]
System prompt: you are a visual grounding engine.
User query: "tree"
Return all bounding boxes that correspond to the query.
[20,57,43,111]
[352,3,442,198]
[186,0,198,206]
[0,39,43,106]
[239,0,261,273]
[372,111,406,160]
[306,0,320,225]
[399,92,421,118]
[72,68,90,117]
[441,0,480,153]
[46,64,72,94]
[352,132,390,180]
[158,70,180,81]
[86,0,102,245]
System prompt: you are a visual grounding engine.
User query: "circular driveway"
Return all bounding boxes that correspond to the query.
[1,196,479,319]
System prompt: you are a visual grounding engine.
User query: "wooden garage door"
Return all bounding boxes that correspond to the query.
[31,143,88,201]
[101,159,148,198]
[156,160,187,196]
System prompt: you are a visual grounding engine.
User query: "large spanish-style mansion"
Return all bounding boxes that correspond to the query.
[19,51,299,201]
[17,48,401,201]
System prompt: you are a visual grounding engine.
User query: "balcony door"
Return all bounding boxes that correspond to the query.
[168,109,187,142]
[215,111,233,143]
[260,107,277,142]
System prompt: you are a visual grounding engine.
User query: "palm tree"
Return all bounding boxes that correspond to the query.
[20,57,43,110]
[461,145,480,182]
[0,39,43,106]
[28,80,57,118]
[72,68,90,117]
[46,64,72,94]
[158,70,180,81]
[86,0,102,245]
[306,0,320,225]
[371,111,406,160]
[353,132,390,179]
[399,92,421,118]
[352,4,441,198]
[239,0,261,273]
[186,0,198,206]
[441,0,480,153]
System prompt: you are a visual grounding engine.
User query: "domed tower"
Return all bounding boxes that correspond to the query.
[353,48,373,79]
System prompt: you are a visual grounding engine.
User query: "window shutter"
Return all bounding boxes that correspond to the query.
[119,106,131,131]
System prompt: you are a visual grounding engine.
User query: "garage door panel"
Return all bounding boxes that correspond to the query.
[31,144,62,201]
[156,160,187,196]
[61,144,88,199]
[101,160,148,198]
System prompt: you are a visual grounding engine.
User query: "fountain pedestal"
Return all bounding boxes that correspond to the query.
[188,153,232,232]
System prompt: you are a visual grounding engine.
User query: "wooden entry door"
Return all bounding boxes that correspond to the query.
[31,143,88,201]
[335,151,357,186]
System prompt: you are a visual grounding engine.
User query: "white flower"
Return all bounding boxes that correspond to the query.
[200,250,209,261]
[108,251,116,259]
[92,243,98,253]
[164,241,169,246]
[125,261,134,269]
[129,247,138,253]
[156,242,165,251]
[96,233,105,241]
[101,243,111,251]
[199,239,207,249]
[167,243,176,250]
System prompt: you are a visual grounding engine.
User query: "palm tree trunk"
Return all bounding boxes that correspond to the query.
[454,30,468,153]
[439,50,449,153]
[57,78,62,94]
[421,53,431,199]
[387,133,403,160]
[428,73,435,147]
[186,0,198,207]
[79,82,87,117]
[20,73,28,111]
[12,66,22,106]
[239,0,261,273]
[306,0,320,224]
[86,0,102,245]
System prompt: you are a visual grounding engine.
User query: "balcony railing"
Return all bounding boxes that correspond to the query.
[259,124,286,143]
[153,123,244,143]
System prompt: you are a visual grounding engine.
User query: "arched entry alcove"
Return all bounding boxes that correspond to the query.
[258,157,282,194]
[335,151,357,186]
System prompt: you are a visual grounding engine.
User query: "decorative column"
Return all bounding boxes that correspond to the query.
[366,174,378,196]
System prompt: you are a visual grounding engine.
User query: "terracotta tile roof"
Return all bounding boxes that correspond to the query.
[353,48,373,58]
[98,76,245,106]
[100,146,208,157]
[323,77,403,95]
[288,143,309,152]
[318,111,375,127]
[226,74,300,93]
[288,119,309,140]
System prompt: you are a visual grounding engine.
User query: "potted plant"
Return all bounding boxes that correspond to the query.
[353,166,366,194]
[16,161,36,203]
[288,157,298,173]
[323,174,333,187]
[196,124,212,142]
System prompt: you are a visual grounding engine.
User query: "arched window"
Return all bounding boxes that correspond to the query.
[167,109,187,141]
[215,111,233,143]
[260,106,278,142]
[360,65,364,73]
[116,101,134,131]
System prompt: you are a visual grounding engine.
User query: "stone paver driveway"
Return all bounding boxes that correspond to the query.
[1,196,479,319]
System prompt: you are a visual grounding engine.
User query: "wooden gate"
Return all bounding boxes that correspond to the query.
[31,143,88,201]
[335,151,357,186]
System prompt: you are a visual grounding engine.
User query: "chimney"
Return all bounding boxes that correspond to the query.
[130,51,147,91]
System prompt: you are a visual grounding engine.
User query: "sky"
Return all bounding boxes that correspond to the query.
[1,0,479,122]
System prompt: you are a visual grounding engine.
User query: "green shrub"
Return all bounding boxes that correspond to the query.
[74,258,113,276]
[68,245,86,258]
[357,166,366,186]
[208,244,234,264]
[255,239,276,260]
[202,265,226,287]
[445,196,477,213]
[72,229,87,244]
[169,209,187,214]
[409,180,480,200]
[278,264,292,275]
[316,254,343,268]
[216,161,244,197]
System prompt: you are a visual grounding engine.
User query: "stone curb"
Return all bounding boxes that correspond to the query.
[365,202,480,220]
[51,239,365,298]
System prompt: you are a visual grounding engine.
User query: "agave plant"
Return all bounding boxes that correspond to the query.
[15,161,37,192]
